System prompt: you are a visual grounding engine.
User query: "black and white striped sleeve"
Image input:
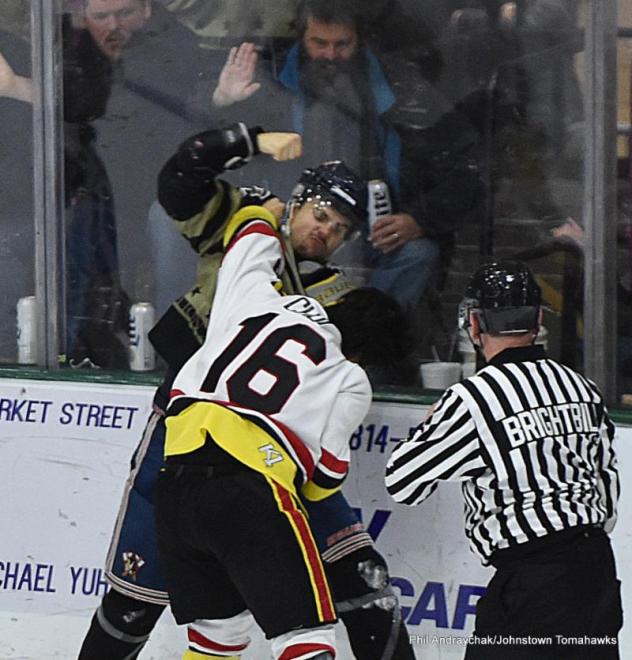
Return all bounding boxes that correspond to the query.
[596,403,619,531]
[385,387,487,506]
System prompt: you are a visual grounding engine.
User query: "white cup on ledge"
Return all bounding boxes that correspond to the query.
[420,361,462,390]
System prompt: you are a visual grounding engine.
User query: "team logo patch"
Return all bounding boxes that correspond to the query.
[121,552,146,581]
[258,443,284,467]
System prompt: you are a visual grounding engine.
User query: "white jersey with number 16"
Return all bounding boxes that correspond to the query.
[167,207,371,496]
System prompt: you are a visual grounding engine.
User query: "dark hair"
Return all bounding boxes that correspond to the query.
[295,0,364,36]
[62,15,112,124]
[327,287,411,366]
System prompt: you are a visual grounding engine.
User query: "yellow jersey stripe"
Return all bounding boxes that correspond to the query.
[222,205,279,250]
[165,402,300,496]
[301,480,342,502]
[183,651,239,660]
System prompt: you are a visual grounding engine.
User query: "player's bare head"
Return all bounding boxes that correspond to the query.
[326,287,411,367]
[81,0,151,59]
[297,0,361,61]
[459,259,542,338]
[288,161,367,262]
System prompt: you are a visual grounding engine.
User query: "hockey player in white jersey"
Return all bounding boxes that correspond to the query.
[155,181,397,660]
[165,204,371,503]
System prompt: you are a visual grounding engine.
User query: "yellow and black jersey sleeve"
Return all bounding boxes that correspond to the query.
[222,205,280,251]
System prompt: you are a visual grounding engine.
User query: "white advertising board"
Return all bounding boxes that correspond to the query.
[0,378,629,659]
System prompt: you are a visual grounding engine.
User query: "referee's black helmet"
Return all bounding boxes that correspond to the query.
[290,161,368,230]
[459,259,541,335]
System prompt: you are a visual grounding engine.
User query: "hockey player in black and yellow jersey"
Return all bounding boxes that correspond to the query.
[78,124,414,660]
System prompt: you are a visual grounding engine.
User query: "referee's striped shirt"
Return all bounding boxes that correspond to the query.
[385,345,619,564]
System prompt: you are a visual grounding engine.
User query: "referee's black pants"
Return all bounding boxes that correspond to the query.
[465,527,622,660]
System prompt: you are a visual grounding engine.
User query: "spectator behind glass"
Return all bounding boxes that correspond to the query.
[0,16,130,368]
[62,12,131,369]
[77,0,151,60]
[549,218,632,395]
[75,0,211,318]
[437,1,583,224]
[432,2,585,368]
[1,0,205,369]
[0,30,34,363]
[209,0,471,311]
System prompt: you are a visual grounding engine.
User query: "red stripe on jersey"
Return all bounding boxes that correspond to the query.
[223,220,279,259]
[271,415,316,478]
[279,643,336,660]
[169,388,185,400]
[319,448,349,476]
[187,627,249,653]
[273,482,336,622]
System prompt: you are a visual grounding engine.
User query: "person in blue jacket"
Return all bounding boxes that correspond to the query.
[211,0,445,310]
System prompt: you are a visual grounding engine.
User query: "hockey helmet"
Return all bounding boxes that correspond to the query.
[459,259,541,335]
[289,161,368,230]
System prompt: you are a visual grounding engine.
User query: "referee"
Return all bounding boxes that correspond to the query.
[385,259,622,659]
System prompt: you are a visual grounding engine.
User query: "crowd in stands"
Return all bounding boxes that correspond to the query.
[1,0,630,391]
